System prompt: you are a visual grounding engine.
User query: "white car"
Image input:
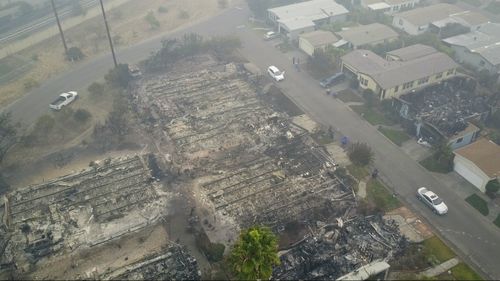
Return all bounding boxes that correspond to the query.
[416,187,448,215]
[49,91,78,110]
[268,65,285,82]
[264,31,279,40]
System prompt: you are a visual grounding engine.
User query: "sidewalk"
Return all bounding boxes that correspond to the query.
[422,257,460,278]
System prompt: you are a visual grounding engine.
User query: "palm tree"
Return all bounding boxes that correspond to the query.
[228,226,280,280]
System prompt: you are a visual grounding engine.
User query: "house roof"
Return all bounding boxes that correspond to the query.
[385,0,418,5]
[443,22,500,66]
[386,44,437,61]
[342,45,458,89]
[394,3,464,26]
[451,11,489,26]
[368,2,391,10]
[336,23,398,47]
[268,0,349,29]
[300,30,339,47]
[454,138,500,178]
[278,18,316,30]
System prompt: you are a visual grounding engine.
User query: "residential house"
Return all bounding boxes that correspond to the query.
[454,138,500,192]
[268,0,349,40]
[362,0,420,15]
[335,23,399,49]
[391,4,488,35]
[341,44,458,99]
[443,23,500,75]
[299,30,339,56]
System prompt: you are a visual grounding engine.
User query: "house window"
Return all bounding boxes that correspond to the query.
[403,81,413,89]
[456,137,463,143]
[435,72,443,79]
[447,69,454,75]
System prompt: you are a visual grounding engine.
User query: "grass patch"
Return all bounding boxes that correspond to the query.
[350,105,396,126]
[347,164,369,180]
[419,155,452,173]
[312,131,335,145]
[461,0,481,6]
[422,236,455,264]
[450,262,483,280]
[494,213,500,228]
[378,127,410,146]
[465,194,489,216]
[337,89,363,103]
[366,179,401,212]
[486,1,500,14]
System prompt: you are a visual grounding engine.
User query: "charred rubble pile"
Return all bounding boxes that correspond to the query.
[273,215,407,280]
[400,77,489,137]
[102,245,200,280]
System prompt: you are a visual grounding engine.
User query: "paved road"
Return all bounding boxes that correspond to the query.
[236,26,500,280]
[2,3,499,279]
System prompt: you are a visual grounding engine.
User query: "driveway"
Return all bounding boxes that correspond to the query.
[2,3,499,279]
[236,26,500,279]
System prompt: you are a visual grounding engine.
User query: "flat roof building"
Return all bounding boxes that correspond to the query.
[336,23,399,49]
[268,0,349,40]
[299,30,339,56]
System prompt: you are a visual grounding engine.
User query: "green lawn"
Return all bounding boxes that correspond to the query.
[465,194,489,216]
[486,1,500,14]
[494,213,500,228]
[337,89,364,103]
[350,105,396,126]
[450,263,483,280]
[419,155,452,174]
[347,164,369,180]
[378,127,411,146]
[312,132,335,145]
[367,179,401,212]
[422,236,455,264]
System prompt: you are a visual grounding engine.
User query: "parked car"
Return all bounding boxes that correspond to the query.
[268,65,285,81]
[416,187,448,215]
[320,72,345,88]
[49,91,78,110]
[264,31,279,40]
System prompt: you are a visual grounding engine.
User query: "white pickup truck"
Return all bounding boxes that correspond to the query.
[49,91,78,110]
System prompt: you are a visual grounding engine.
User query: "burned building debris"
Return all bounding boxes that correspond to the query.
[395,77,489,146]
[101,245,200,280]
[273,216,406,280]
[0,154,199,278]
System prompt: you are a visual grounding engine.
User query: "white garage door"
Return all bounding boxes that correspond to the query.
[454,160,484,189]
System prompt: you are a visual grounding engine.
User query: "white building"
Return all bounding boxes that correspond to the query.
[392,3,488,35]
[362,0,420,15]
[444,23,500,75]
[299,30,339,56]
[268,0,349,40]
[454,138,500,192]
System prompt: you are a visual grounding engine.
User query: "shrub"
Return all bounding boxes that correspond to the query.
[485,179,500,199]
[73,109,91,123]
[105,64,132,88]
[23,78,39,91]
[88,82,105,97]
[347,142,374,166]
[144,11,160,29]
[157,6,168,13]
[67,46,85,61]
[178,10,189,19]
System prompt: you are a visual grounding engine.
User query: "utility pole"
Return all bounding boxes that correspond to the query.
[50,0,68,55]
[99,0,118,67]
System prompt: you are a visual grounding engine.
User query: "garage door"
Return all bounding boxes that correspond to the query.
[454,160,484,189]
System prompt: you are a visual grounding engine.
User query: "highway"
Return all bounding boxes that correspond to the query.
[2,3,499,279]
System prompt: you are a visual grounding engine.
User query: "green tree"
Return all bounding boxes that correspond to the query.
[229,226,280,280]
[431,140,454,172]
[485,179,500,199]
[67,46,85,61]
[144,11,160,29]
[347,142,374,166]
[105,64,132,88]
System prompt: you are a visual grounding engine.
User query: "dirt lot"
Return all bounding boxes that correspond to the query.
[0,0,224,106]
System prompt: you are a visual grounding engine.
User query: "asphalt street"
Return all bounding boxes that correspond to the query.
[2,3,499,279]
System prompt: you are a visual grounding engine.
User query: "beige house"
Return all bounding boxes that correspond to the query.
[336,23,399,49]
[341,44,458,99]
[454,138,500,192]
[299,30,339,57]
